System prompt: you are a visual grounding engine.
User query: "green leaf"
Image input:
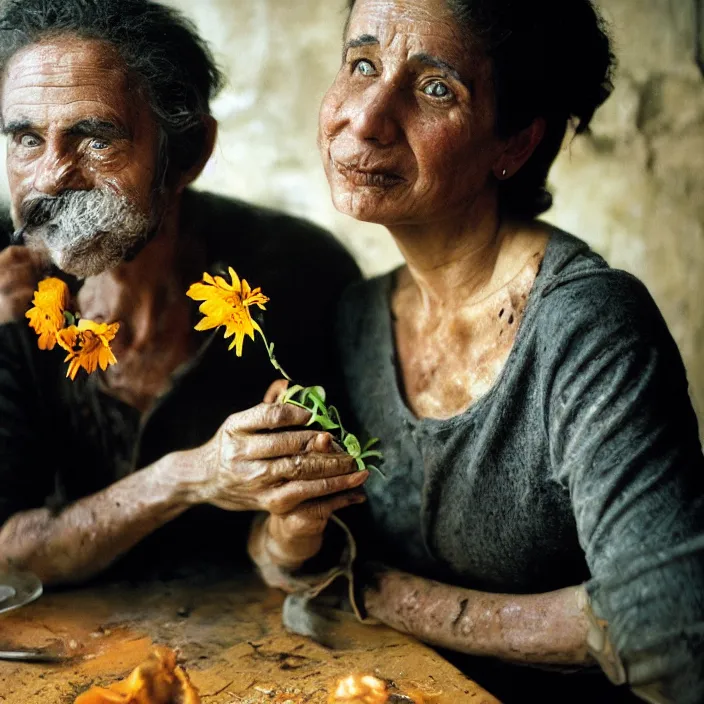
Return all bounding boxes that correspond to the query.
[343,433,362,457]
[360,450,383,460]
[63,310,76,327]
[365,464,386,478]
[282,384,305,404]
[312,415,341,431]
[362,437,380,451]
[327,406,345,435]
[309,385,327,403]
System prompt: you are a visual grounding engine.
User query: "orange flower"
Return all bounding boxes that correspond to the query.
[25,277,70,350]
[186,267,269,357]
[56,319,120,380]
[74,646,200,704]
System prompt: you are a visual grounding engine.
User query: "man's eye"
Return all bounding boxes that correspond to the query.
[423,81,453,100]
[19,134,41,148]
[89,139,110,150]
[355,60,376,77]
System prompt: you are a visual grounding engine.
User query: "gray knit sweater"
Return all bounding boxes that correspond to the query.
[337,229,704,702]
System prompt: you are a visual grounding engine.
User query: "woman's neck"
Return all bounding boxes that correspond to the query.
[388,195,513,313]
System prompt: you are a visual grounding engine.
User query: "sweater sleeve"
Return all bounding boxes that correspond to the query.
[0,322,56,527]
[544,271,704,703]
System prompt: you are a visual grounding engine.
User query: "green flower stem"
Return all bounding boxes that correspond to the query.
[256,328,292,382]
[255,326,384,476]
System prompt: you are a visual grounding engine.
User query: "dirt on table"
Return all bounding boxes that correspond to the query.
[0,574,499,704]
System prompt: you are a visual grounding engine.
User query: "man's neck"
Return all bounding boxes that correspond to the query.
[107,193,184,292]
[77,190,203,411]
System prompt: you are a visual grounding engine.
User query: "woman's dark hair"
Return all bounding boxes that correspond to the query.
[347,0,615,219]
[0,0,225,176]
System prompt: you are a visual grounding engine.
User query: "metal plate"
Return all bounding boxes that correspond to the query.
[0,571,42,616]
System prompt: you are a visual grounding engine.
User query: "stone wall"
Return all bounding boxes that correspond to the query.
[4,0,704,432]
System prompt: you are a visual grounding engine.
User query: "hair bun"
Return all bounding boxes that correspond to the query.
[554,0,615,133]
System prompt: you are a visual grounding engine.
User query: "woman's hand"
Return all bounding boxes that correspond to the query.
[263,484,367,566]
[0,246,43,324]
[176,400,366,515]
[243,379,369,571]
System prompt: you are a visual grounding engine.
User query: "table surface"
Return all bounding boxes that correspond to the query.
[0,573,499,704]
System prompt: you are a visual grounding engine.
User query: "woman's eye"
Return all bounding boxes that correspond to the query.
[89,139,110,151]
[355,60,376,77]
[19,134,41,148]
[423,81,453,100]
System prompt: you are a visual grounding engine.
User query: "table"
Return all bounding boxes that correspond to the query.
[0,573,499,703]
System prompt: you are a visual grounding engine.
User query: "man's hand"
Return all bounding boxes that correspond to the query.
[0,246,43,324]
[177,402,367,516]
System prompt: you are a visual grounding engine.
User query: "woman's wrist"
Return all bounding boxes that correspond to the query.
[265,515,324,568]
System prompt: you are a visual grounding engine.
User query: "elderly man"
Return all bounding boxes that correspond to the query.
[0,0,365,585]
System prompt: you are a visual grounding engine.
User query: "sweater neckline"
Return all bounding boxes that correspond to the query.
[374,226,591,428]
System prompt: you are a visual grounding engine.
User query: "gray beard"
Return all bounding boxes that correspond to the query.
[21,189,153,278]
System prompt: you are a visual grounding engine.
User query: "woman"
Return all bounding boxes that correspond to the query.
[248,0,704,701]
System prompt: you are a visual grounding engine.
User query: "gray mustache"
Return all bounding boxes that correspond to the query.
[12,192,79,244]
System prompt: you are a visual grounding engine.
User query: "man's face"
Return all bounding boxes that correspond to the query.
[1,37,162,277]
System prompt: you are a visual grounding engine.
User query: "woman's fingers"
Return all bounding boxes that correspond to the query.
[263,378,289,404]
[229,430,336,461]
[268,449,357,482]
[264,470,369,514]
[273,491,367,541]
[225,402,311,433]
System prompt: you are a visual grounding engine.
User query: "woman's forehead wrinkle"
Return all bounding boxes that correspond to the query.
[352,0,453,25]
[349,1,469,70]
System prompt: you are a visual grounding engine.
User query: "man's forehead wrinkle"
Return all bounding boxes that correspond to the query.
[9,37,125,70]
[2,100,130,135]
[6,65,128,90]
[5,41,129,94]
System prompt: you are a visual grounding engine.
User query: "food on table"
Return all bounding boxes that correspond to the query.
[74,646,199,704]
[329,675,389,704]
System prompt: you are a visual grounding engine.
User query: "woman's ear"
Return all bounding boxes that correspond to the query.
[493,117,546,180]
[175,115,218,192]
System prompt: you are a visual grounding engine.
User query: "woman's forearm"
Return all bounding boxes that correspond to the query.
[0,452,193,585]
[364,569,593,665]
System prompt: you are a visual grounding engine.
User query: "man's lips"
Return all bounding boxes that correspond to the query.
[332,159,405,187]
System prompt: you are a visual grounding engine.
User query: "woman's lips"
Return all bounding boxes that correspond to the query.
[332,160,405,187]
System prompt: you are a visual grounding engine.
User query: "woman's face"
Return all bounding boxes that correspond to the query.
[319,0,504,228]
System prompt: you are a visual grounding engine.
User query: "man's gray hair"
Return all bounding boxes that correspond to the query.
[0,0,225,178]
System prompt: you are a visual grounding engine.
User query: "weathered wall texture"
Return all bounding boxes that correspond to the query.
[547,1,704,428]
[4,1,704,430]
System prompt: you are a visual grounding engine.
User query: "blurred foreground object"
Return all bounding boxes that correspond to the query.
[74,646,199,704]
[0,569,42,616]
[330,675,388,703]
[329,673,438,704]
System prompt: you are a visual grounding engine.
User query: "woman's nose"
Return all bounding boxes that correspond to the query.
[349,83,400,146]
